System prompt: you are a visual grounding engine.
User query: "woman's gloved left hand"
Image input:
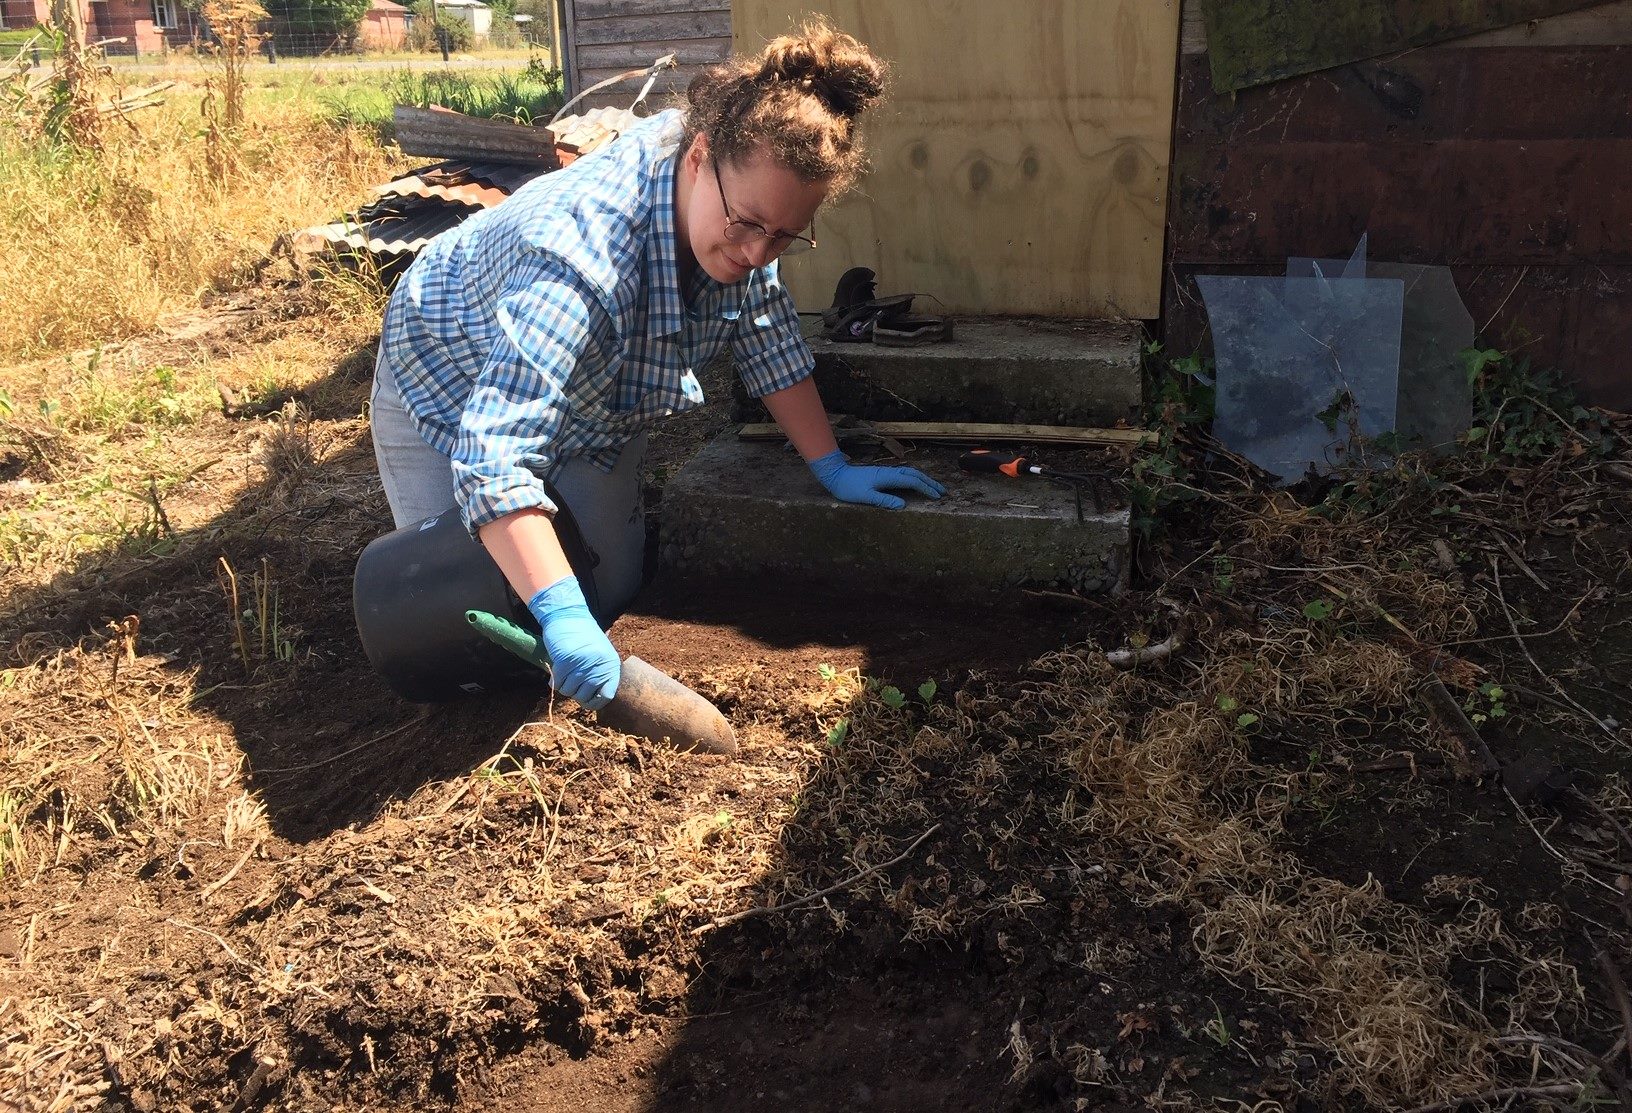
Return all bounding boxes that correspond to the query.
[808,449,946,510]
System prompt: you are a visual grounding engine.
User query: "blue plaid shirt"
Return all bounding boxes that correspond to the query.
[382,109,813,534]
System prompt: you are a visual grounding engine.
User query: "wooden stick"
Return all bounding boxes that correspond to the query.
[736,421,1155,449]
[695,824,941,935]
[1399,1083,1580,1113]
[1420,676,1499,775]
[1490,557,1616,736]
[200,838,260,904]
[1491,533,1547,590]
[1598,948,1632,1077]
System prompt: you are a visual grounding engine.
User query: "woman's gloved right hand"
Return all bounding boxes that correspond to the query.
[527,576,621,711]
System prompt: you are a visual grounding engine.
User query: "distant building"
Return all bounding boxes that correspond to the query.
[0,0,198,55]
[436,0,489,39]
[358,0,407,51]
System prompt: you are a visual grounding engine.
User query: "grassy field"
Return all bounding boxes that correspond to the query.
[3,46,1632,1113]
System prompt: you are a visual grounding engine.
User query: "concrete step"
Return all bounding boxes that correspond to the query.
[659,433,1130,596]
[734,317,1144,427]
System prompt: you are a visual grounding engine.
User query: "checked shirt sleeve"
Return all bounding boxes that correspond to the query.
[731,262,814,399]
[453,257,611,536]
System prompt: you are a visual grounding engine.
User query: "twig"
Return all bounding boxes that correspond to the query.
[253,712,428,775]
[1400,1082,1578,1113]
[199,837,260,904]
[695,823,942,935]
[1597,947,1632,1077]
[1497,1032,1632,1110]
[1491,533,1546,590]
[1490,557,1616,736]
[1573,787,1632,858]
[1106,599,1187,668]
[165,918,246,966]
[1480,265,1529,335]
[1506,788,1623,896]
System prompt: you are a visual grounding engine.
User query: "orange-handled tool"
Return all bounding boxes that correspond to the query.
[958,450,1047,479]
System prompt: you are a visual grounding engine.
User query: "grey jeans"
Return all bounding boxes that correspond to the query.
[369,346,649,617]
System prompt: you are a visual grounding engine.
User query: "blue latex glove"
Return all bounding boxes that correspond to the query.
[808,449,947,510]
[527,576,621,711]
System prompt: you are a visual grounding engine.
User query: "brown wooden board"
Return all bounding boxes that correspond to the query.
[732,0,1182,320]
[1166,47,1632,408]
[1198,0,1610,91]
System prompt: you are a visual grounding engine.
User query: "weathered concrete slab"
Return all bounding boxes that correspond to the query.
[660,434,1130,596]
[733,317,1144,428]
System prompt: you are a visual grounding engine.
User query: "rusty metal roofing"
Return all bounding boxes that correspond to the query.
[372,160,548,209]
[295,158,549,268]
[296,204,479,259]
[292,111,641,272]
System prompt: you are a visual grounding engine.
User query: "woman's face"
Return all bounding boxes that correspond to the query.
[679,138,829,284]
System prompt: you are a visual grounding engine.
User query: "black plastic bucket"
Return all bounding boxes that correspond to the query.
[352,509,546,702]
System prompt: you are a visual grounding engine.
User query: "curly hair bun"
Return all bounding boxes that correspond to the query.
[756,22,885,118]
[680,18,887,191]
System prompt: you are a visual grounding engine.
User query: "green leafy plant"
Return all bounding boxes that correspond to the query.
[878,686,906,711]
[1302,599,1335,622]
[1462,682,1507,726]
[826,718,849,747]
[917,680,938,704]
[818,663,838,682]
[1202,1001,1232,1047]
[1462,347,1609,462]
[1130,341,1216,539]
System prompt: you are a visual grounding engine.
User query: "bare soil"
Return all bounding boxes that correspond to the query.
[3,294,1630,1113]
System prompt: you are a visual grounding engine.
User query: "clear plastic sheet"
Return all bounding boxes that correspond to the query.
[1199,236,1472,483]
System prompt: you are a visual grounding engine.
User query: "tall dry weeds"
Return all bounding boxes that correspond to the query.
[0,87,397,362]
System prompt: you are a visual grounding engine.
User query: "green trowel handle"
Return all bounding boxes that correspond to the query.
[466,609,552,673]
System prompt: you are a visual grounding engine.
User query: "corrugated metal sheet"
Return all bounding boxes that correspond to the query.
[295,159,549,272]
[373,160,549,209]
[292,110,639,276]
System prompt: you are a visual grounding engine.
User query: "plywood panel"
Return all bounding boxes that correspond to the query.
[733,0,1180,319]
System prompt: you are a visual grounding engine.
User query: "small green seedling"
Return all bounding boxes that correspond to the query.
[1302,599,1335,622]
[818,662,837,682]
[1463,682,1508,726]
[879,686,906,710]
[918,680,938,704]
[826,718,849,747]
[1202,1002,1232,1047]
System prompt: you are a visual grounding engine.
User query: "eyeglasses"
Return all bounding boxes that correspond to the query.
[712,159,816,256]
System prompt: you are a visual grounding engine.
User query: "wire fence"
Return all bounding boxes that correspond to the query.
[2,4,555,62]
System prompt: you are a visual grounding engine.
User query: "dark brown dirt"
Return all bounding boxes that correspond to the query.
[5,305,1632,1113]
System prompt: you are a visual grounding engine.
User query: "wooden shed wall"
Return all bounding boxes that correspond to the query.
[1166,0,1632,409]
[735,0,1182,320]
[563,0,730,107]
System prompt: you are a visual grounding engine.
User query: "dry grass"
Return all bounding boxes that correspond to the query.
[0,79,396,362]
